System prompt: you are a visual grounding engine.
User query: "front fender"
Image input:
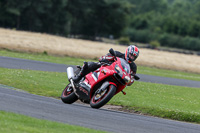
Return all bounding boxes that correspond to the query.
[101,81,117,90]
[100,81,110,91]
[96,81,117,94]
[90,81,117,99]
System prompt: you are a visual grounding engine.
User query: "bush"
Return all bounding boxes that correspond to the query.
[123,28,200,51]
[150,40,160,48]
[118,37,130,45]
[124,29,156,43]
[182,36,200,51]
[158,33,181,47]
[158,33,200,51]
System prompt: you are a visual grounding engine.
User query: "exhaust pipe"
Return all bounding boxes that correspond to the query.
[66,67,76,92]
[67,67,75,80]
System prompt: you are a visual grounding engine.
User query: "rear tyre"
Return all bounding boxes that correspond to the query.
[61,84,78,104]
[90,84,116,109]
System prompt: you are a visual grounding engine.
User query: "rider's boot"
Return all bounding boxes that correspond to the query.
[72,62,88,83]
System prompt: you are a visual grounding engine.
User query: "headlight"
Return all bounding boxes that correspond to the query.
[115,65,123,77]
[124,76,130,83]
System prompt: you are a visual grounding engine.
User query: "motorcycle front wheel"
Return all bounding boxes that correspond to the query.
[61,84,78,104]
[90,84,116,109]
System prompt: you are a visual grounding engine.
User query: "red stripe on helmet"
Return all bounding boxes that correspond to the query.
[135,46,138,52]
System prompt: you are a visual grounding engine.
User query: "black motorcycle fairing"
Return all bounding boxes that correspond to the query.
[75,82,90,102]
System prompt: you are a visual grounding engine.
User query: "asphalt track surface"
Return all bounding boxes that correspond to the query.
[1,56,200,133]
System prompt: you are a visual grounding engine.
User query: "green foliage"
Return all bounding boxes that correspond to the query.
[118,37,130,45]
[68,0,131,38]
[124,29,158,43]
[125,0,200,50]
[149,40,160,48]
[125,28,200,50]
[43,51,48,55]
[159,33,200,50]
[0,0,131,38]
[159,33,181,47]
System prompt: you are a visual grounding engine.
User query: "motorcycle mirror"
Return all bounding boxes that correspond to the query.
[109,48,117,60]
[109,48,116,56]
[134,75,140,80]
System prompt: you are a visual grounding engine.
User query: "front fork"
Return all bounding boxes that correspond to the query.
[69,79,76,93]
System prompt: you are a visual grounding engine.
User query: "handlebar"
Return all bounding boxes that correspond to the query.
[100,62,111,66]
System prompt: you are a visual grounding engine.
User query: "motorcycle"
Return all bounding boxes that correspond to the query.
[61,49,140,109]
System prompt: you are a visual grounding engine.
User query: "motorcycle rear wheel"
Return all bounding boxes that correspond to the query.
[61,84,78,104]
[90,84,116,109]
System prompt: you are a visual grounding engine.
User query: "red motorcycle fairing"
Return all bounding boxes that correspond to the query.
[83,58,128,99]
[61,55,134,108]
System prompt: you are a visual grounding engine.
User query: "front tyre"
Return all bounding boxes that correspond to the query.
[90,84,116,109]
[61,84,78,104]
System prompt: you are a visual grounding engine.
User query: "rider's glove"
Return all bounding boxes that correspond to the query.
[99,53,115,63]
[127,71,136,86]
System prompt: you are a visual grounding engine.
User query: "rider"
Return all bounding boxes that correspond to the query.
[72,45,139,86]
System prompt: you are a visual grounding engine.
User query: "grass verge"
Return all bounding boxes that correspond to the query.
[0,67,200,123]
[0,111,106,133]
[0,49,200,81]
[110,82,200,123]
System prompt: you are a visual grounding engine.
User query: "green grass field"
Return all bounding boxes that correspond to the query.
[0,111,106,133]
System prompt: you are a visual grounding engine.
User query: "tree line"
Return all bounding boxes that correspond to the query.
[0,0,200,51]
